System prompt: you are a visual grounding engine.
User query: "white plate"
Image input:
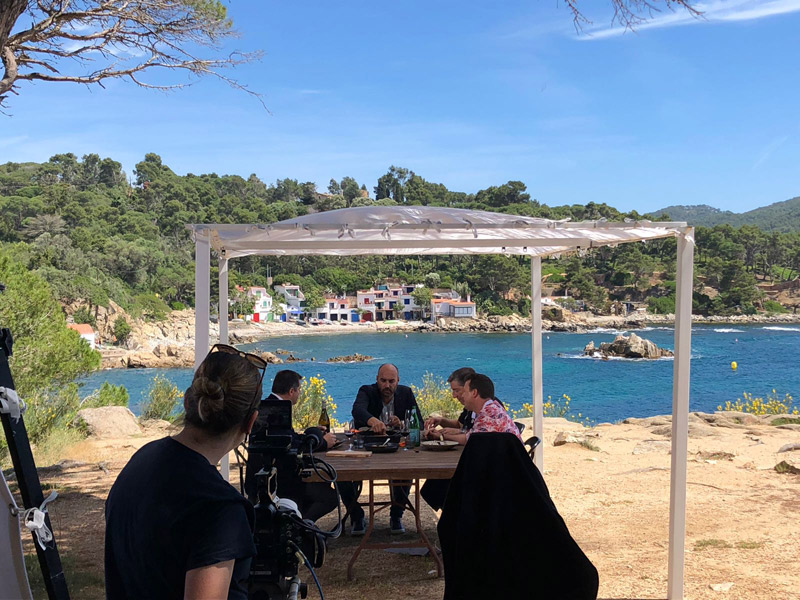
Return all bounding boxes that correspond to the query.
[420,440,459,451]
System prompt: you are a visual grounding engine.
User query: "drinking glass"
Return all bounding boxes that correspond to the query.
[381,405,394,427]
[344,419,356,451]
[400,411,411,451]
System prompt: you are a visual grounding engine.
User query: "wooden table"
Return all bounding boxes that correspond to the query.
[311,443,463,580]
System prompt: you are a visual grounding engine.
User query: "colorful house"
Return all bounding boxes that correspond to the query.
[314,295,360,322]
[247,286,273,322]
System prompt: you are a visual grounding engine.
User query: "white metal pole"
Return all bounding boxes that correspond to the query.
[219,257,229,344]
[194,233,211,370]
[530,256,544,471]
[668,229,694,600]
[218,256,230,481]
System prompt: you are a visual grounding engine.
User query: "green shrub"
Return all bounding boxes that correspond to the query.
[24,384,82,443]
[411,372,462,419]
[141,375,182,421]
[73,307,96,327]
[763,299,788,314]
[81,382,129,409]
[170,301,186,311]
[547,273,566,283]
[647,295,675,314]
[662,280,677,292]
[718,390,797,416]
[741,303,757,315]
[512,394,591,426]
[131,293,170,321]
[611,272,633,286]
[113,317,132,344]
[294,375,338,431]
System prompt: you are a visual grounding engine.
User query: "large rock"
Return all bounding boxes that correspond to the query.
[553,431,598,447]
[259,351,284,364]
[74,407,141,438]
[632,440,671,455]
[586,333,673,359]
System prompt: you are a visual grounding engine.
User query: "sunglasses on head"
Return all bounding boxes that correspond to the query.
[210,344,268,370]
[209,344,267,407]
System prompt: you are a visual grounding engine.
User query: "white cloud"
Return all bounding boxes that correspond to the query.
[582,0,800,40]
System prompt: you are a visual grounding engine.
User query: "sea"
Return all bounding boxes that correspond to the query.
[79,325,800,423]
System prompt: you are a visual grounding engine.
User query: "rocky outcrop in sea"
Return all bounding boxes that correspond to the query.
[327,353,374,363]
[583,333,674,359]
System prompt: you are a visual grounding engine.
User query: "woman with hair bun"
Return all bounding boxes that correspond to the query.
[105,345,266,600]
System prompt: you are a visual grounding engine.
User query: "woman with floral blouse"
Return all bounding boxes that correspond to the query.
[462,373,522,442]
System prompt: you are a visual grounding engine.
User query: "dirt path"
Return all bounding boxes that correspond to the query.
[16,415,800,600]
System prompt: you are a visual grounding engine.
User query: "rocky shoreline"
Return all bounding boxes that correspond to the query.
[97,308,800,370]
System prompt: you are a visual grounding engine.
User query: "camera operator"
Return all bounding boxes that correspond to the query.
[105,345,265,600]
[245,370,338,521]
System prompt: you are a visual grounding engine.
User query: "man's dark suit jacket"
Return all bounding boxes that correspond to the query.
[352,383,422,428]
[438,432,599,600]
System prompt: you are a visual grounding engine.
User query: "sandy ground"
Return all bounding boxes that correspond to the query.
[13,415,800,600]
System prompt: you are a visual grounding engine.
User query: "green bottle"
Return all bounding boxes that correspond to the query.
[409,409,421,447]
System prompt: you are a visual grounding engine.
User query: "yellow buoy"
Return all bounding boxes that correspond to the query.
[731,361,738,371]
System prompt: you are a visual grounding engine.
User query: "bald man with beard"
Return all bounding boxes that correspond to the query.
[341,363,423,536]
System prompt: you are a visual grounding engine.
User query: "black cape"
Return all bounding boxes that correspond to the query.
[437,432,599,600]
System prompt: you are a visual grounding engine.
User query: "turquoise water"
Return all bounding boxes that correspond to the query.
[80,325,800,423]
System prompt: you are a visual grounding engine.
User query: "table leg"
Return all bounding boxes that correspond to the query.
[412,478,444,577]
[347,479,376,581]
[345,478,444,580]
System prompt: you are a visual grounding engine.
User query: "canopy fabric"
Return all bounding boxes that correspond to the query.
[188,206,686,259]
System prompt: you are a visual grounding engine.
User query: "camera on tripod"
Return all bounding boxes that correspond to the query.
[245,400,337,600]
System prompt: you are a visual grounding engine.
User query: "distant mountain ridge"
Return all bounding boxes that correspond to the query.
[650,196,800,232]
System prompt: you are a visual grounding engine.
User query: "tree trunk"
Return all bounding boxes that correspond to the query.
[0,0,26,97]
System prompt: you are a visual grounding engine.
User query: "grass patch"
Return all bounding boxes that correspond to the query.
[26,552,105,599]
[579,439,600,452]
[736,540,765,549]
[694,539,732,550]
[774,461,800,475]
[32,428,86,467]
[772,417,800,426]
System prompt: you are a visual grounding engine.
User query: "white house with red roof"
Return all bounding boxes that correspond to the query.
[68,323,96,349]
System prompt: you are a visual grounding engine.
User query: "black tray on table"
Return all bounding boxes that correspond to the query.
[356,427,402,445]
[364,441,399,453]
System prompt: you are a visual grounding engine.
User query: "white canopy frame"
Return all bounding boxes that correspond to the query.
[189,207,694,599]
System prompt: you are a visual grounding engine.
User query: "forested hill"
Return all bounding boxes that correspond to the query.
[651,196,800,232]
[1,153,799,323]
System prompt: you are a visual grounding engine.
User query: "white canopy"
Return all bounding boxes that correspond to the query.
[188,206,686,258]
[189,206,694,599]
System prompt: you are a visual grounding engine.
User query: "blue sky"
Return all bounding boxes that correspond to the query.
[2,0,799,213]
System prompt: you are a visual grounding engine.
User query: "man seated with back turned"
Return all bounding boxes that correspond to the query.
[245,369,339,521]
[340,363,423,536]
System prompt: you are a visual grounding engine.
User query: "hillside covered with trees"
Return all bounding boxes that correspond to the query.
[1,153,799,329]
[651,196,800,232]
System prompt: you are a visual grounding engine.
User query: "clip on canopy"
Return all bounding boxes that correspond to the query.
[189,206,694,599]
